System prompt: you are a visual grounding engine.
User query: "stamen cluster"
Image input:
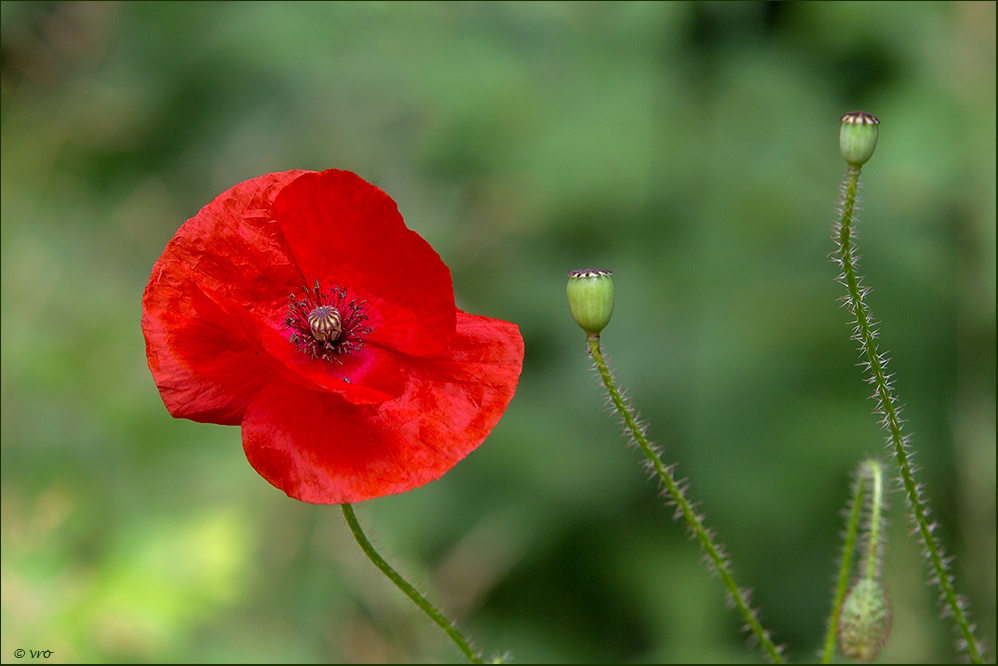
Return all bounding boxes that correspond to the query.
[286,280,373,363]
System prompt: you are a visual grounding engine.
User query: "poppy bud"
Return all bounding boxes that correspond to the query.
[838,579,893,662]
[840,112,879,167]
[567,269,614,337]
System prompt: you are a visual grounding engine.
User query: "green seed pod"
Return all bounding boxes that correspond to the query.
[838,579,893,662]
[567,269,614,337]
[840,112,880,167]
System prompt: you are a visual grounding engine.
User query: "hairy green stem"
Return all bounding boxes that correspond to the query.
[340,503,483,664]
[822,469,867,663]
[587,336,786,664]
[863,461,884,582]
[836,168,983,663]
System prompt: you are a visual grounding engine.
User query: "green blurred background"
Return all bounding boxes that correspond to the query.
[2,2,994,663]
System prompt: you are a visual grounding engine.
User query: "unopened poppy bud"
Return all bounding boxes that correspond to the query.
[838,579,893,662]
[840,112,879,167]
[567,269,614,337]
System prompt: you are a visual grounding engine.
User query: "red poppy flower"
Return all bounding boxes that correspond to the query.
[142,169,524,504]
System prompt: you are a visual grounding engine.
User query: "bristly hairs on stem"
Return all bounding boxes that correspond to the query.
[566,268,785,662]
[586,334,786,663]
[832,112,984,662]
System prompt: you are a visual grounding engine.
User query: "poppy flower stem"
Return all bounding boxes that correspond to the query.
[587,336,786,663]
[833,160,984,663]
[340,503,484,664]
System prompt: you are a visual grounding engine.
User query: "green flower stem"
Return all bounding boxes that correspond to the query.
[587,336,786,664]
[836,167,984,663]
[821,460,884,664]
[822,469,866,663]
[340,503,483,664]
[863,462,884,582]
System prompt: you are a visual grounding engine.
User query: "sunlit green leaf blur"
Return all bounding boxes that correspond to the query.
[2,2,994,663]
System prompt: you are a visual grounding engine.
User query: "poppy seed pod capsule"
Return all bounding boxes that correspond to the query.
[567,269,614,337]
[308,305,342,342]
[840,112,879,167]
[838,579,893,662]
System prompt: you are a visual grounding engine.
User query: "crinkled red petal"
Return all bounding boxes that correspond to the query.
[272,170,457,357]
[144,169,450,415]
[142,171,306,421]
[142,281,275,424]
[153,170,307,320]
[241,311,524,503]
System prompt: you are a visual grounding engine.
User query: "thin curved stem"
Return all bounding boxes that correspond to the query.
[863,462,884,582]
[588,336,786,664]
[835,167,983,663]
[340,503,483,664]
[822,469,867,663]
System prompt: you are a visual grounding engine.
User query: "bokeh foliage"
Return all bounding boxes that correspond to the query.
[2,2,994,662]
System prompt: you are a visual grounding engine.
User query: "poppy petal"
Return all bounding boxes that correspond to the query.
[142,282,274,424]
[154,170,307,319]
[273,170,456,357]
[241,311,523,503]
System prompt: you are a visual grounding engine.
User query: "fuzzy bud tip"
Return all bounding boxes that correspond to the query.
[838,579,893,662]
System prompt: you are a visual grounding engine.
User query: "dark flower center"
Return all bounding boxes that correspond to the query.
[286,281,373,363]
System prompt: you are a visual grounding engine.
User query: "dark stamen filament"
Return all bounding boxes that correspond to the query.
[285,281,373,364]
